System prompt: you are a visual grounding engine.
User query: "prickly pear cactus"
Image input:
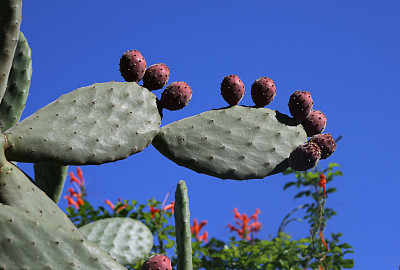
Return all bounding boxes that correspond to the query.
[0,204,127,270]
[153,106,307,180]
[4,82,161,165]
[79,218,153,266]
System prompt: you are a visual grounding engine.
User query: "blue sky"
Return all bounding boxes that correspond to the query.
[17,1,400,269]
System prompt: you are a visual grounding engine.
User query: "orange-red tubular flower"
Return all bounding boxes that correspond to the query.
[319,174,327,198]
[228,208,261,240]
[150,205,160,218]
[116,203,128,213]
[319,231,329,251]
[76,167,84,186]
[69,171,82,186]
[105,199,115,210]
[191,219,208,243]
[65,195,80,210]
[163,201,175,214]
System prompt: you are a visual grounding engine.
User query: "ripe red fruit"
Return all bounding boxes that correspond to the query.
[251,76,276,107]
[119,50,147,82]
[220,75,245,106]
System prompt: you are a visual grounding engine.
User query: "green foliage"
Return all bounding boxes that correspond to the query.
[65,163,353,270]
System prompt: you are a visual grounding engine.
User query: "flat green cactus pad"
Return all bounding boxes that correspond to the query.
[34,163,68,203]
[0,161,81,237]
[4,82,161,165]
[153,106,307,180]
[0,31,32,132]
[79,218,153,266]
[0,0,22,100]
[0,204,127,270]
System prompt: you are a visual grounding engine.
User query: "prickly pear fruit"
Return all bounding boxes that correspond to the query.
[251,76,276,107]
[143,63,170,90]
[160,81,192,111]
[119,50,147,82]
[288,142,321,171]
[220,75,245,106]
[309,133,337,159]
[141,254,172,270]
[301,110,327,137]
[288,90,313,121]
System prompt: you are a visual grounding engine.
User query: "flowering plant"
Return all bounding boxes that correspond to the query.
[65,163,353,269]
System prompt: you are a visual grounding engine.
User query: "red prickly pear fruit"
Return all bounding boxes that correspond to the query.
[143,63,170,91]
[119,50,147,82]
[251,76,276,107]
[160,81,192,111]
[288,90,314,121]
[220,75,245,106]
[141,254,172,270]
[301,110,327,137]
[309,133,337,159]
[288,142,321,171]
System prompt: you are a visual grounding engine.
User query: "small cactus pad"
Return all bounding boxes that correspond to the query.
[119,50,147,82]
[160,81,192,111]
[143,63,170,90]
[0,204,127,270]
[79,218,153,266]
[288,142,321,171]
[251,76,276,107]
[174,180,193,270]
[0,161,82,237]
[0,0,22,100]
[34,163,68,203]
[152,106,307,180]
[301,110,327,137]
[309,133,337,159]
[220,74,245,106]
[4,82,161,165]
[288,90,313,121]
[0,31,32,132]
[142,254,173,270]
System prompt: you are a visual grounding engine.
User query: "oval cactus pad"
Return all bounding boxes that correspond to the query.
[153,106,307,180]
[4,82,161,165]
[80,218,153,266]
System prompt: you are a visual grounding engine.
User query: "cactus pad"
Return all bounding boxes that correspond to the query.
[0,0,22,100]
[153,106,307,180]
[4,82,161,165]
[0,204,127,270]
[0,160,81,237]
[34,163,68,203]
[0,31,32,132]
[79,218,153,266]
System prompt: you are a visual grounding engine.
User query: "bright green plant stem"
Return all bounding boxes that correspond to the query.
[153,106,307,180]
[79,217,153,266]
[174,180,193,270]
[0,31,32,132]
[4,82,161,165]
[34,163,68,203]
[0,0,22,101]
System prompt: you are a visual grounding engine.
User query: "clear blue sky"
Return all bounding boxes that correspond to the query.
[18,1,400,269]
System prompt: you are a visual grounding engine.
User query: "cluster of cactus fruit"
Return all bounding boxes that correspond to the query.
[119,50,193,111]
[0,1,336,269]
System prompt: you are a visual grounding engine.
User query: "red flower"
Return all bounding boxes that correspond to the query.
[228,208,261,240]
[150,205,160,218]
[69,171,82,186]
[65,195,80,210]
[319,231,329,251]
[116,203,128,213]
[77,167,84,186]
[163,201,175,214]
[191,219,208,243]
[76,193,84,206]
[319,174,327,198]
[105,199,115,210]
